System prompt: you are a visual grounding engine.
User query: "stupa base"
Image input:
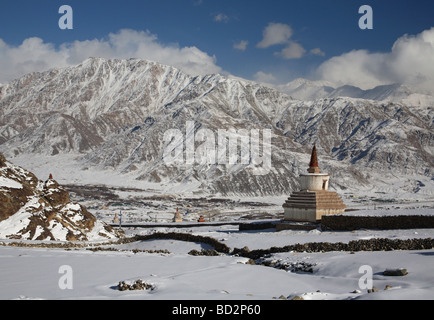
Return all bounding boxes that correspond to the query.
[282,190,346,223]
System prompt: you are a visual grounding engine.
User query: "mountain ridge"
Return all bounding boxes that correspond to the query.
[0,57,432,197]
[277,77,434,105]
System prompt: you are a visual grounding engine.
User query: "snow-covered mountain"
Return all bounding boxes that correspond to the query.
[277,78,335,101]
[0,58,432,197]
[279,78,434,106]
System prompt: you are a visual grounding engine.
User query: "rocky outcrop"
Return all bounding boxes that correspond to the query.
[0,154,39,222]
[117,280,155,291]
[0,154,120,241]
[383,268,408,276]
[188,249,221,256]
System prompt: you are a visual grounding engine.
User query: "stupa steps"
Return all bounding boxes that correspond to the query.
[284,192,345,200]
[284,198,346,204]
[291,191,341,196]
[283,201,346,206]
[284,199,346,204]
[283,203,346,209]
[283,191,346,209]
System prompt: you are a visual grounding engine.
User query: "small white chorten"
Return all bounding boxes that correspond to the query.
[173,208,183,223]
[282,145,346,222]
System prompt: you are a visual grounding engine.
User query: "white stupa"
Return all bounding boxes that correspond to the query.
[173,208,183,223]
[282,145,346,223]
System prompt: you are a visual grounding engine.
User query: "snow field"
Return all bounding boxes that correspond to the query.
[1,222,433,301]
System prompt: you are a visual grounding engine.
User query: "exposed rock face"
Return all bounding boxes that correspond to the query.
[43,177,71,207]
[0,153,39,222]
[0,154,120,241]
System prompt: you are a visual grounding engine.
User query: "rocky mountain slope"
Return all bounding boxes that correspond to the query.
[0,153,119,241]
[0,58,432,197]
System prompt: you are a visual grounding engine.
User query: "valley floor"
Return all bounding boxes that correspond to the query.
[1,220,433,301]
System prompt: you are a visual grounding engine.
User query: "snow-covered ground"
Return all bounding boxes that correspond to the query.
[2,153,433,302]
[1,215,433,301]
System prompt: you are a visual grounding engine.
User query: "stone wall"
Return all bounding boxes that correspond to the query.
[132,232,231,254]
[232,238,434,260]
[239,221,278,231]
[321,215,434,231]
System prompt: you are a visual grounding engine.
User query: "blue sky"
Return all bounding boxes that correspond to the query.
[1,0,434,90]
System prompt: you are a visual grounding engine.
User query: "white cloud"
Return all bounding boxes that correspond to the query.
[275,42,306,59]
[257,22,305,59]
[257,23,293,48]
[214,13,229,23]
[233,40,248,51]
[0,37,69,81]
[310,48,325,56]
[253,71,277,84]
[316,27,434,93]
[316,50,387,89]
[0,29,222,83]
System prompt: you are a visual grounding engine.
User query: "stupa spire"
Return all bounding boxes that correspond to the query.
[307,144,321,174]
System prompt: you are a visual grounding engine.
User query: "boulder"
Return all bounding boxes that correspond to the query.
[367,286,379,293]
[383,268,408,276]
